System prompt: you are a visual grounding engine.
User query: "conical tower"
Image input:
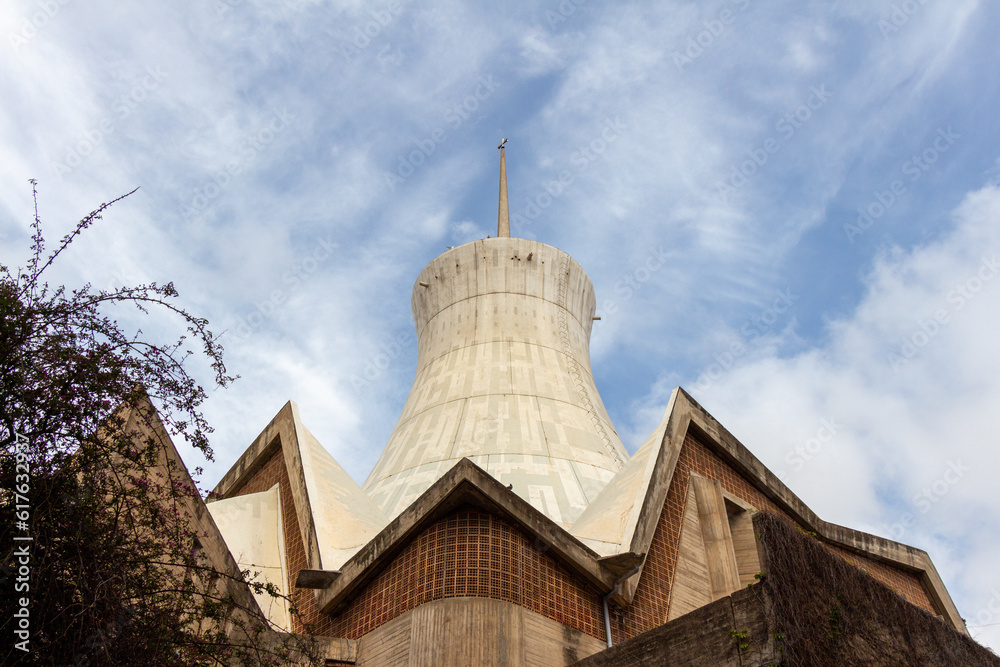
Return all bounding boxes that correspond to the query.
[363,142,628,527]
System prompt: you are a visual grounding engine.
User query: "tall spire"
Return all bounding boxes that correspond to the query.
[497,138,510,238]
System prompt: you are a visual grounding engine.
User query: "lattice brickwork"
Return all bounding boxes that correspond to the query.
[329,508,606,639]
[613,432,936,642]
[229,444,335,635]
[225,431,936,643]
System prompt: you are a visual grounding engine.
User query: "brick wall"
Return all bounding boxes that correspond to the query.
[614,432,935,642]
[611,434,936,642]
[230,444,335,635]
[684,432,934,613]
[329,508,606,639]
[225,431,936,644]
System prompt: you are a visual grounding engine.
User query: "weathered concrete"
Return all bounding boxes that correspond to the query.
[356,597,605,666]
[570,387,967,630]
[363,238,629,527]
[208,484,290,630]
[667,484,714,621]
[691,474,741,601]
[212,401,387,572]
[571,390,676,555]
[317,458,621,616]
[575,586,775,667]
[123,394,350,664]
[203,231,969,653]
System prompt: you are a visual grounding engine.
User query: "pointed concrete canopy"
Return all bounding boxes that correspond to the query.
[211,401,388,572]
[498,138,510,238]
[207,485,291,630]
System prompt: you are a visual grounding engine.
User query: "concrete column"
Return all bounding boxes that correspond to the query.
[691,475,741,601]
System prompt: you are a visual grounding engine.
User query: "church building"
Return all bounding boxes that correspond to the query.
[197,143,979,665]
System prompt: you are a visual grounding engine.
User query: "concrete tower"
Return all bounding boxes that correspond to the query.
[196,141,972,665]
[362,141,628,527]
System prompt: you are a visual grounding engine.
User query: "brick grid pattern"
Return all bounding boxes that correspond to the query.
[227,432,935,643]
[683,433,935,614]
[608,442,688,643]
[230,445,335,635]
[613,432,936,642]
[823,541,934,609]
[329,508,606,640]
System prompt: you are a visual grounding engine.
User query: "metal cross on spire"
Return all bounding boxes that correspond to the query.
[497,138,510,238]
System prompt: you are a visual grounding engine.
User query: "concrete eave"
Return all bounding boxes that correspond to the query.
[212,400,295,499]
[117,393,271,626]
[617,387,966,632]
[209,401,324,572]
[208,390,966,635]
[317,458,624,615]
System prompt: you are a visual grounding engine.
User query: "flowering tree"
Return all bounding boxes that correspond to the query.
[0,183,321,666]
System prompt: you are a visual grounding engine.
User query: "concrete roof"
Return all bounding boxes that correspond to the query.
[206,230,965,636]
[209,387,966,633]
[207,485,291,630]
[212,401,387,571]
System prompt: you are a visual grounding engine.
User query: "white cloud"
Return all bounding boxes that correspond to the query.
[2,0,998,653]
[682,183,1000,646]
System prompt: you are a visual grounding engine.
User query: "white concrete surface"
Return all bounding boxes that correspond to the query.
[207,485,291,630]
[363,238,629,527]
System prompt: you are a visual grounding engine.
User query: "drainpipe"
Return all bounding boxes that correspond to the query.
[603,565,641,648]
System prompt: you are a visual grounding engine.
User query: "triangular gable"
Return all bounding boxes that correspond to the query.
[570,389,678,554]
[116,393,269,624]
[293,415,388,570]
[124,393,359,663]
[207,485,290,630]
[315,458,620,616]
[567,387,965,633]
[211,401,388,572]
[208,390,966,637]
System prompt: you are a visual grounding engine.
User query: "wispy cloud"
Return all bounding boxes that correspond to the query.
[2,0,998,650]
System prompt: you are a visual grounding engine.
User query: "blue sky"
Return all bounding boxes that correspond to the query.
[2,0,999,649]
